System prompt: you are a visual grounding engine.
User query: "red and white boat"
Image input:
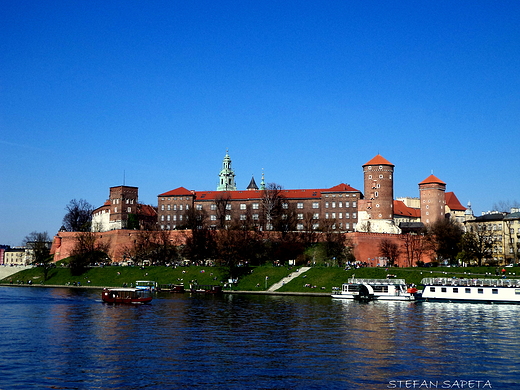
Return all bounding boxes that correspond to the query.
[101,288,153,304]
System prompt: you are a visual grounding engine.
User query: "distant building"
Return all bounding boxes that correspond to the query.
[91,186,157,232]
[3,247,27,266]
[463,208,520,265]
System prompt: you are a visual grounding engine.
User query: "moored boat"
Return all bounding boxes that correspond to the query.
[421,278,520,303]
[135,280,158,291]
[101,288,153,304]
[189,284,222,294]
[332,278,420,302]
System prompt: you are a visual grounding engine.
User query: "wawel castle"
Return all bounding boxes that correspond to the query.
[64,152,519,266]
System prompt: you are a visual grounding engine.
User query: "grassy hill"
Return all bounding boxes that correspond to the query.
[2,264,518,293]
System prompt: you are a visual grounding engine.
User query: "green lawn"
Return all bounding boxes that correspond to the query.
[2,264,518,292]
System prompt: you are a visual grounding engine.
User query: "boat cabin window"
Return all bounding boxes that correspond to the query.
[453,288,458,293]
[429,287,435,292]
[478,288,484,294]
[465,288,471,294]
[441,287,447,293]
[515,289,520,295]
[492,289,498,295]
[373,286,389,293]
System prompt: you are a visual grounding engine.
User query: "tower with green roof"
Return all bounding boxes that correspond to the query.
[217,150,237,191]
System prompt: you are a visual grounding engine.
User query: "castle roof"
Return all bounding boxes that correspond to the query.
[363,154,394,167]
[393,200,421,218]
[445,192,466,211]
[247,176,259,190]
[419,174,446,185]
[158,184,360,201]
[158,187,194,197]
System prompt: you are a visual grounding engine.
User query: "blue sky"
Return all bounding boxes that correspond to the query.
[1,1,519,245]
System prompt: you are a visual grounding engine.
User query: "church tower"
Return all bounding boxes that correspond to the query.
[217,150,237,191]
[419,174,446,225]
[356,154,401,233]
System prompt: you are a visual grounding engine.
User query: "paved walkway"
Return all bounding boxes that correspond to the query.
[267,267,311,291]
[0,265,31,280]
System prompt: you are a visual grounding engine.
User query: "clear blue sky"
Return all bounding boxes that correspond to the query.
[1,1,519,246]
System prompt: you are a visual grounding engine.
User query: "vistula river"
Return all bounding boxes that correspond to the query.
[0,287,518,389]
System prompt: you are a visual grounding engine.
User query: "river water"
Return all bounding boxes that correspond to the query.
[0,287,518,390]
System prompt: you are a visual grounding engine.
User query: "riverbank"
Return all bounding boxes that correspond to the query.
[1,264,518,294]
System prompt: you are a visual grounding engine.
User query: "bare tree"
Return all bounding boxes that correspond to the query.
[63,199,94,232]
[69,232,110,275]
[214,192,231,229]
[401,233,427,267]
[379,238,400,267]
[460,227,495,266]
[261,183,285,231]
[24,231,53,281]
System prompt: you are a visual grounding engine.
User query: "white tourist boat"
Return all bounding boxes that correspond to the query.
[421,277,520,303]
[331,278,419,301]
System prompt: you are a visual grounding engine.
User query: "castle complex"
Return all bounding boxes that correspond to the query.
[42,152,520,266]
[155,152,467,234]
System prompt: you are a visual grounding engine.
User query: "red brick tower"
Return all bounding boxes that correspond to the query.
[109,186,138,228]
[419,175,446,225]
[363,154,395,220]
[357,155,400,233]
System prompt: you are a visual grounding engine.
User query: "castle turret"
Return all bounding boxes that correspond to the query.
[419,174,446,225]
[356,154,401,233]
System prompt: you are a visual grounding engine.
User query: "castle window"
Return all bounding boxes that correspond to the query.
[282,203,288,209]
[339,213,343,219]
[332,202,336,208]
[240,204,246,210]
[353,201,357,208]
[297,214,303,220]
[313,213,319,219]
[339,202,343,207]
[240,215,246,220]
[297,224,304,230]
[312,202,319,209]
[379,165,383,170]
[325,202,329,208]
[252,203,259,209]
[226,204,232,210]
[379,174,383,179]
[211,205,216,210]
[211,215,216,221]
[297,203,303,209]
[252,214,259,220]
[167,205,171,211]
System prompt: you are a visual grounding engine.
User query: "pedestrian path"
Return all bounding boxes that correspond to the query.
[268,267,311,291]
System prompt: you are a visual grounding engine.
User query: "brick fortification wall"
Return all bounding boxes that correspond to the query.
[51,230,188,263]
[51,230,430,267]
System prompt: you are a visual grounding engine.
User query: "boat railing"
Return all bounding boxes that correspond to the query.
[345,278,407,285]
[421,278,520,287]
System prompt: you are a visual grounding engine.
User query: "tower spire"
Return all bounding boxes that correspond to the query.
[217,150,237,191]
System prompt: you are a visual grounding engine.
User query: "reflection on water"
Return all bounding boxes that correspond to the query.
[0,287,519,389]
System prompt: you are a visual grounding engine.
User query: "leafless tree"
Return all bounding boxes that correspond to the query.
[62,199,94,232]
[261,183,285,231]
[24,231,53,280]
[379,238,400,267]
[214,192,231,229]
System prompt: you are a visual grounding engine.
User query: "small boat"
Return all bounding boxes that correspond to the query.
[332,278,420,302]
[189,284,222,294]
[101,288,153,304]
[421,278,520,304]
[135,280,158,291]
[169,284,185,293]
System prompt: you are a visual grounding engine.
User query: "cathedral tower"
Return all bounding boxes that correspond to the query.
[217,150,237,191]
[419,174,446,225]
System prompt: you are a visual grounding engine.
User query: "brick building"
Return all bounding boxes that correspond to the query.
[91,186,157,232]
[157,184,362,232]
